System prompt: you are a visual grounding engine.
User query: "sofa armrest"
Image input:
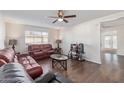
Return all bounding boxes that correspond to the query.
[0,59,7,67]
[54,73,73,83]
[34,72,55,83]
[28,50,42,56]
[28,51,34,56]
[20,53,29,57]
[16,53,29,59]
[51,48,55,51]
[34,72,73,83]
[49,48,55,53]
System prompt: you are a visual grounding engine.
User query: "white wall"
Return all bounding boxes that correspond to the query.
[116,26,124,56]
[5,22,59,53]
[0,12,5,49]
[60,12,124,64]
[60,22,101,64]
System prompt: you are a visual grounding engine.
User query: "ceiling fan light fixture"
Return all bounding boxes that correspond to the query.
[58,18,63,22]
[50,10,76,23]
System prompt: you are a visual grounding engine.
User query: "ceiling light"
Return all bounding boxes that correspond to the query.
[58,18,63,22]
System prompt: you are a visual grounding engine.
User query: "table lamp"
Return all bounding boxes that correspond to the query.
[56,39,62,48]
[9,39,17,52]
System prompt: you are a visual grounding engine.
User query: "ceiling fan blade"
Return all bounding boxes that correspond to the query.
[52,19,58,23]
[64,15,76,18]
[63,19,68,23]
[48,16,58,18]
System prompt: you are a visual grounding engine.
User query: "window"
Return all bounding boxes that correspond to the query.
[25,31,48,44]
[104,35,112,48]
[104,35,117,49]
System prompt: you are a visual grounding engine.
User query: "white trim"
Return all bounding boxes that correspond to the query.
[3,16,57,29]
[84,58,101,64]
[117,53,124,56]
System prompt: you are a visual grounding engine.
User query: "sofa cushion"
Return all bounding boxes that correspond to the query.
[43,44,52,49]
[27,66,43,79]
[18,56,43,79]
[29,45,40,51]
[28,44,54,60]
[40,45,44,49]
[47,50,54,54]
[33,51,44,56]
[43,48,52,51]
[0,48,14,63]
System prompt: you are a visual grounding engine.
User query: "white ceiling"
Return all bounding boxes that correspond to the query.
[101,16,124,28]
[1,10,123,27]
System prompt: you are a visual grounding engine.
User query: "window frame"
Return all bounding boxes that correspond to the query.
[25,30,48,45]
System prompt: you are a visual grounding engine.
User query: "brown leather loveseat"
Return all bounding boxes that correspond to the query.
[28,44,55,60]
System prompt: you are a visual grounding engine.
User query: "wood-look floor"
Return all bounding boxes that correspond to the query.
[38,53,124,83]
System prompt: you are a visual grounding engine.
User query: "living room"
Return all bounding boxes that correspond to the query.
[1,10,124,83]
[1,1,124,93]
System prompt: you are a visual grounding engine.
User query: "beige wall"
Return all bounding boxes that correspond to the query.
[0,12,5,49]
[114,25,124,56]
[5,22,59,53]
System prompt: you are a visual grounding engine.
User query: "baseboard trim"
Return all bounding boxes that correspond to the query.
[85,58,101,64]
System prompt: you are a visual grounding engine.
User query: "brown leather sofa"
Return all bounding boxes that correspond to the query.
[28,44,55,60]
[0,63,72,83]
[0,48,43,79]
[0,48,72,83]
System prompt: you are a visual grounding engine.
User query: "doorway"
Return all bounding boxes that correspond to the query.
[104,35,117,49]
[101,29,117,54]
[100,17,124,68]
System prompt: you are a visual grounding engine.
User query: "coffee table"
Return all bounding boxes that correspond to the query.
[50,54,68,70]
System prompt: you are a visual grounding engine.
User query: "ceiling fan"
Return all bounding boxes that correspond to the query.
[49,10,76,23]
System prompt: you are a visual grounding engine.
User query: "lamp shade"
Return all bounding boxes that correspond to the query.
[56,39,62,43]
[9,39,17,45]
